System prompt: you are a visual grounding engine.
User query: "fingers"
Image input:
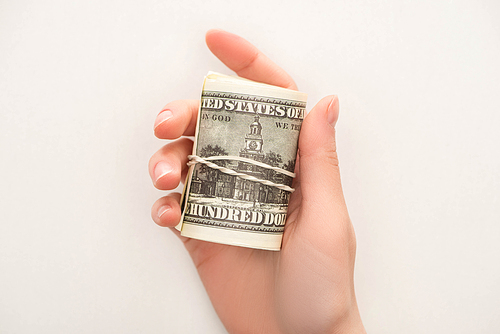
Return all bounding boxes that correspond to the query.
[151,193,182,227]
[148,138,193,190]
[154,99,199,139]
[205,29,297,90]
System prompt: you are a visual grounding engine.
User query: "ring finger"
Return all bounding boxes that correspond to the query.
[148,137,193,190]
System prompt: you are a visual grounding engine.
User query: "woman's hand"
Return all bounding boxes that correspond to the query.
[149,29,365,334]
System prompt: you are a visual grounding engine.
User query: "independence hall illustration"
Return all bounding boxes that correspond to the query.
[190,115,292,205]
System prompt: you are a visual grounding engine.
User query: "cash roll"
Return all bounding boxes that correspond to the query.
[176,72,307,251]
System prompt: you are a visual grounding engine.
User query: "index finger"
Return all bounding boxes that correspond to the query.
[206,29,298,90]
[155,31,298,139]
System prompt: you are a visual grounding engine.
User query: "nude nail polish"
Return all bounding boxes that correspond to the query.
[154,109,173,130]
[154,161,173,183]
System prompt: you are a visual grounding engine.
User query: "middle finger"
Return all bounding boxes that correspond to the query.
[154,99,199,139]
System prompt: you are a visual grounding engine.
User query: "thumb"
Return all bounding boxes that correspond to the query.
[298,95,347,214]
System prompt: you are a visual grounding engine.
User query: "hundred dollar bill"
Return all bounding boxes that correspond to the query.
[176,72,307,251]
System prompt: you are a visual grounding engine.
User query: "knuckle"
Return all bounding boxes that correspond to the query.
[322,147,339,168]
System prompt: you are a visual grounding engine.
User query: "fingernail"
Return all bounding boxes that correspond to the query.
[327,96,339,127]
[154,109,173,130]
[154,161,173,183]
[158,205,171,218]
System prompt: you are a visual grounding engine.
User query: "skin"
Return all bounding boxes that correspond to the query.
[148,29,366,334]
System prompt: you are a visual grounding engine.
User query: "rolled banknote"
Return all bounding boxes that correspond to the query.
[176,72,307,250]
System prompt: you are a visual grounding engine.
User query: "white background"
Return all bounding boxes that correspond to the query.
[1,0,499,333]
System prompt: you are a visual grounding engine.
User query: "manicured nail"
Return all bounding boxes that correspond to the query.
[158,205,171,219]
[327,96,339,127]
[154,109,173,130]
[154,161,173,184]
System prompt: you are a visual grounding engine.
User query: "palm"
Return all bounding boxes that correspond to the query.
[182,238,279,333]
[181,197,299,333]
[180,174,354,334]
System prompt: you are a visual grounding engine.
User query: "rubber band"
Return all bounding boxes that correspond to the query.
[200,155,296,178]
[187,155,295,193]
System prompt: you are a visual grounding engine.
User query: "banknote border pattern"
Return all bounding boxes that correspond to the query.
[202,91,307,109]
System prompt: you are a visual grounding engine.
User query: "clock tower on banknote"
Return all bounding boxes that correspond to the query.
[234,114,266,202]
[240,114,265,162]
